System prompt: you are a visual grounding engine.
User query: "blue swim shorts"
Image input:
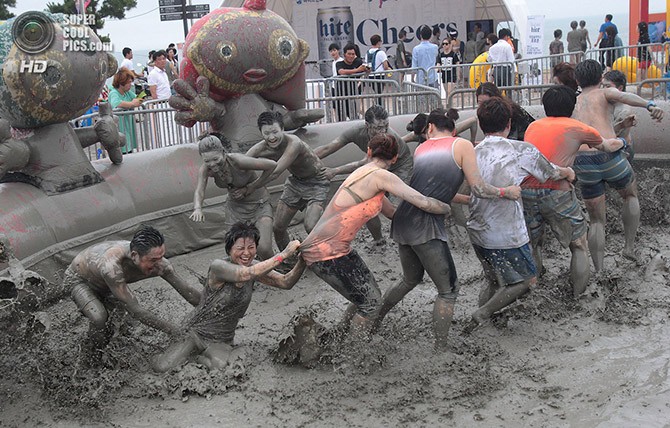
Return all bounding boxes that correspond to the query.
[471,243,538,286]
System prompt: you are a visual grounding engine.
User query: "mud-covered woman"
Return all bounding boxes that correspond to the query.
[190,134,277,260]
[152,222,306,372]
[299,133,451,338]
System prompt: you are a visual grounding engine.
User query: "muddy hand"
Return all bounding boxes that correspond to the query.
[323,167,338,181]
[229,187,248,201]
[170,76,226,129]
[502,185,522,200]
[648,106,663,121]
[94,103,124,165]
[282,240,301,257]
[189,209,205,222]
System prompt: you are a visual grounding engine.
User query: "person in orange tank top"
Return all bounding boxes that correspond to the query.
[300,133,451,339]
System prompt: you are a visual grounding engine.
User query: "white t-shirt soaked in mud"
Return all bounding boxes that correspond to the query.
[467,135,560,250]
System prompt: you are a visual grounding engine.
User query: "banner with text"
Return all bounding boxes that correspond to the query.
[525,15,544,58]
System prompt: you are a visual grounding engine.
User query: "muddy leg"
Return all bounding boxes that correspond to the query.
[433,297,454,350]
[617,180,640,261]
[303,202,324,234]
[471,278,534,324]
[256,215,274,260]
[569,234,590,297]
[273,201,298,251]
[365,215,384,244]
[152,334,200,373]
[375,278,418,329]
[375,243,424,328]
[584,195,606,271]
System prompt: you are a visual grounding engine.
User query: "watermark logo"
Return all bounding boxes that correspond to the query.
[19,60,48,73]
[12,10,113,67]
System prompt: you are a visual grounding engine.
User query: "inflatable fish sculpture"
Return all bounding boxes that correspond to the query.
[171,0,323,145]
[181,0,309,109]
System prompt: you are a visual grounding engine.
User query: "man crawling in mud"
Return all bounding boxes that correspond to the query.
[65,226,201,360]
[246,111,330,252]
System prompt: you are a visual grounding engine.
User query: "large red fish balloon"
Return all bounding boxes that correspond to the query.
[180,0,309,111]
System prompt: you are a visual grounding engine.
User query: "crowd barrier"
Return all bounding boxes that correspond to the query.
[72,44,667,152]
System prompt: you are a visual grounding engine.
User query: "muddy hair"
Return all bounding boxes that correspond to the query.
[552,62,578,92]
[130,225,165,256]
[257,111,284,130]
[542,85,577,118]
[476,82,502,98]
[197,135,224,154]
[224,222,261,255]
[603,70,627,91]
[575,59,603,89]
[364,105,388,124]
[368,133,398,160]
[427,108,460,132]
[407,113,428,133]
[477,98,513,134]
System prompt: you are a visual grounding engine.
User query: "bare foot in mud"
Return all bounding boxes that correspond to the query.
[373,238,386,247]
[461,313,489,335]
[622,248,638,262]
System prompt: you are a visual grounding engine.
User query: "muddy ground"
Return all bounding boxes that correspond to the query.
[1,166,669,427]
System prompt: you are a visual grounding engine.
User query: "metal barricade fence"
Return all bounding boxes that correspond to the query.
[446,83,558,110]
[71,100,208,161]
[637,77,670,101]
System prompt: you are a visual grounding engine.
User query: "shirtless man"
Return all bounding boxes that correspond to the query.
[190,134,277,260]
[66,226,201,359]
[573,59,663,269]
[246,111,329,251]
[314,105,413,243]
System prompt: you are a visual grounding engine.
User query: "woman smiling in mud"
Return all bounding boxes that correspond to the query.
[152,223,306,372]
[190,134,277,260]
[299,133,451,338]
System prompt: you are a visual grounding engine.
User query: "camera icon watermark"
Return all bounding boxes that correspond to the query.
[12,10,113,70]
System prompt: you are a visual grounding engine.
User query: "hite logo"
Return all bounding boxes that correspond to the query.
[19,60,48,73]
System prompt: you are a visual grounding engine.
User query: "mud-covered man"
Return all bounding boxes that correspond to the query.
[246,111,330,251]
[65,226,201,359]
[572,59,663,269]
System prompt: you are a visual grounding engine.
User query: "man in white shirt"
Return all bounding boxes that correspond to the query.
[487,29,515,87]
[119,47,142,79]
[147,50,171,100]
[329,43,345,121]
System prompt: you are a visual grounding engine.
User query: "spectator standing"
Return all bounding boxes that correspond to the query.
[595,14,617,48]
[438,38,463,97]
[148,50,171,100]
[165,47,179,89]
[109,68,141,153]
[549,29,565,68]
[487,29,515,87]
[579,20,592,51]
[567,21,583,63]
[395,30,409,68]
[464,32,477,63]
[413,25,439,88]
[366,34,392,106]
[637,21,652,81]
[430,26,441,46]
[336,43,368,120]
[474,23,487,56]
[329,43,345,120]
